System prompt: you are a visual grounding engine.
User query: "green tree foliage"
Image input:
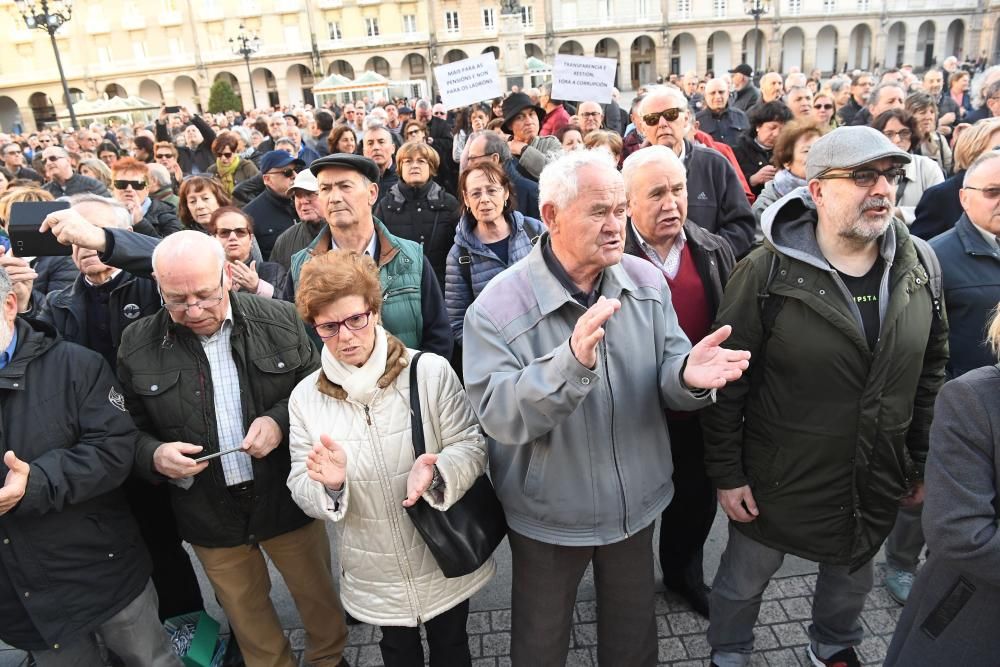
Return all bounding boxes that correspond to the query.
[208,80,243,113]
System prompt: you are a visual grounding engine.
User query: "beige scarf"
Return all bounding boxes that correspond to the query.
[321,325,389,404]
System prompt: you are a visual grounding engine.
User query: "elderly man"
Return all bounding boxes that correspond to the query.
[0,263,182,666]
[696,79,750,147]
[729,64,761,112]
[757,72,784,105]
[107,230,350,667]
[269,169,324,270]
[639,86,756,256]
[41,146,110,197]
[111,157,182,238]
[683,72,706,114]
[1,142,43,183]
[465,130,540,220]
[785,85,814,121]
[282,125,320,165]
[288,154,452,357]
[361,126,398,202]
[154,107,216,176]
[849,81,905,126]
[621,146,736,617]
[243,150,303,259]
[540,83,571,137]
[462,150,749,665]
[603,88,625,135]
[837,72,874,125]
[147,162,179,208]
[577,101,606,136]
[702,126,948,667]
[500,92,563,181]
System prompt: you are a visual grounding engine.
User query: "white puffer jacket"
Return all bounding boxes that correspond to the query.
[287,349,495,626]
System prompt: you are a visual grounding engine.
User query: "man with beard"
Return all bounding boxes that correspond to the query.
[702,126,948,667]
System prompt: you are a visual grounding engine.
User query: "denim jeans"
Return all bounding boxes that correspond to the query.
[708,523,874,667]
[885,504,925,573]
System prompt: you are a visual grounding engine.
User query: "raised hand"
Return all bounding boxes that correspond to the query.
[570,296,621,369]
[307,434,348,491]
[683,325,751,390]
[402,453,438,507]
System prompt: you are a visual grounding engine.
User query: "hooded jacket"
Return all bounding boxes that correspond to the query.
[702,188,949,568]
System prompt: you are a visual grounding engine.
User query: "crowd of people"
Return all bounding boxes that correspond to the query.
[0,53,999,667]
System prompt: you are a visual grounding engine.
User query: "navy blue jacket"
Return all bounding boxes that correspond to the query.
[506,159,540,220]
[242,187,297,260]
[929,214,1000,378]
[911,171,965,240]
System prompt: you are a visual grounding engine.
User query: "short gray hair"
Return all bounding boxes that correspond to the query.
[539,149,621,212]
[461,129,511,172]
[963,148,1000,186]
[67,194,132,229]
[146,163,172,189]
[869,82,904,109]
[638,86,688,117]
[275,137,296,150]
[621,145,684,199]
[0,266,12,304]
[971,65,1000,108]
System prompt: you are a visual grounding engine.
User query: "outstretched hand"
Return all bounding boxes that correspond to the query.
[402,453,438,507]
[307,434,348,491]
[683,325,751,390]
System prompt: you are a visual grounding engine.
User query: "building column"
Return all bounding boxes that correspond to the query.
[619,45,634,91]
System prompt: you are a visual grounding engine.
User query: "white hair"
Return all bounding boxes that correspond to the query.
[365,108,388,130]
[621,146,685,199]
[538,149,622,212]
[146,163,172,190]
[971,65,1000,108]
[67,194,132,229]
[638,85,688,116]
[152,229,225,275]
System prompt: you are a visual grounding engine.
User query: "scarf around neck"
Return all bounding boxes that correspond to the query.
[772,168,808,197]
[216,155,241,194]
[320,324,388,404]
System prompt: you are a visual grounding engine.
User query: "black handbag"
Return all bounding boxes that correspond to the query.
[403,352,507,578]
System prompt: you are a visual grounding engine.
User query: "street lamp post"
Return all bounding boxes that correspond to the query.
[230,24,261,110]
[743,0,771,79]
[15,0,78,130]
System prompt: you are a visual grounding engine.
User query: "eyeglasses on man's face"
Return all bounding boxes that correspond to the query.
[215,227,250,239]
[312,311,372,339]
[817,167,906,188]
[642,108,682,127]
[268,168,296,178]
[964,185,1000,200]
[160,272,225,312]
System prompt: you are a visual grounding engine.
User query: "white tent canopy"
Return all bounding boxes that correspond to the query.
[57,95,159,120]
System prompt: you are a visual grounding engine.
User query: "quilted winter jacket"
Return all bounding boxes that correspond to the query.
[286,348,494,626]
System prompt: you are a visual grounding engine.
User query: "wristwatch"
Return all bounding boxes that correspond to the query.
[428,465,444,491]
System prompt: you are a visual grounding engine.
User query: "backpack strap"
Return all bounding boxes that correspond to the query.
[457,244,473,294]
[910,236,943,320]
[750,251,785,393]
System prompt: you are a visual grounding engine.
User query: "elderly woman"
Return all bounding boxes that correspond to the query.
[96,141,120,169]
[556,124,584,151]
[811,91,837,128]
[751,120,828,232]
[906,91,954,176]
[206,132,259,194]
[287,250,493,667]
[374,141,460,290]
[872,109,944,225]
[884,311,1000,665]
[584,129,624,164]
[444,161,545,343]
[327,125,357,155]
[179,176,264,263]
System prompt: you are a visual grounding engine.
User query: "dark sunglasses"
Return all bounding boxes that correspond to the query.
[813,103,834,110]
[155,153,175,159]
[113,179,147,190]
[215,228,250,239]
[216,151,234,158]
[268,168,296,178]
[642,108,682,126]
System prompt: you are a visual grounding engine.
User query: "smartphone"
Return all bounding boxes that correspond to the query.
[164,105,182,114]
[8,200,71,256]
[193,446,245,463]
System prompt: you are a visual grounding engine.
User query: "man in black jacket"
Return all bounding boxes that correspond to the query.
[0,267,181,665]
[242,150,303,260]
[109,230,349,667]
[622,146,736,618]
[154,106,216,176]
[41,146,110,198]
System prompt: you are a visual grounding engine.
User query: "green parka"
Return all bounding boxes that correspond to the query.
[702,189,949,569]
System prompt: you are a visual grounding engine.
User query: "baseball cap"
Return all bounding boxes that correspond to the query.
[729,64,753,77]
[288,168,318,194]
[309,153,380,184]
[806,126,911,181]
[259,150,303,174]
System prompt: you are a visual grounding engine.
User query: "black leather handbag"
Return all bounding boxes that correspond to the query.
[403,352,507,578]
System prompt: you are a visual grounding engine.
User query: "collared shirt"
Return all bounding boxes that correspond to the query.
[84,269,123,288]
[330,230,378,259]
[970,219,1000,251]
[140,197,153,217]
[0,329,18,370]
[198,305,254,486]
[631,222,687,279]
[541,237,602,307]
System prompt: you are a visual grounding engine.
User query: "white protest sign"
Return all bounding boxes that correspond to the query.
[434,54,504,110]
[551,55,617,104]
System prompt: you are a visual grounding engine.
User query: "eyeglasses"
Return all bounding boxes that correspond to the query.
[433,111,447,117]
[160,273,225,313]
[466,186,505,200]
[267,168,296,178]
[215,227,250,239]
[467,153,494,162]
[312,311,372,339]
[216,151,234,158]
[155,153,175,160]
[44,155,64,163]
[964,185,1000,200]
[580,111,603,118]
[399,157,429,166]
[817,167,906,187]
[406,129,422,136]
[813,103,834,110]
[4,150,21,156]
[642,108,683,126]
[883,129,912,142]
[113,179,147,190]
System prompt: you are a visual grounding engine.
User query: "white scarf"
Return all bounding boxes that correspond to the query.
[321,325,388,404]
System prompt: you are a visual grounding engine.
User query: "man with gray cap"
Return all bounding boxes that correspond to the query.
[701,126,949,667]
[268,169,325,271]
[288,153,452,357]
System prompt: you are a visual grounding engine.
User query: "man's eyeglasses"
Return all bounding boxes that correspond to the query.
[268,168,296,178]
[113,179,147,190]
[882,129,912,143]
[44,155,64,163]
[433,111,447,118]
[215,227,250,239]
[466,186,505,200]
[580,112,603,118]
[216,151,234,158]
[817,167,906,187]
[160,272,225,313]
[155,153,175,160]
[813,103,834,110]
[642,108,683,126]
[964,185,1000,200]
[312,311,371,339]
[4,150,22,156]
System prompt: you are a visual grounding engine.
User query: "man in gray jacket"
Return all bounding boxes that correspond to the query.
[462,150,751,666]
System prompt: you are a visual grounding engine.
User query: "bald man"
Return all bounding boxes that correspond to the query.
[695,79,750,147]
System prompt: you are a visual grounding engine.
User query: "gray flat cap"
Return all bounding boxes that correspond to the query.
[806,126,911,181]
[309,153,380,183]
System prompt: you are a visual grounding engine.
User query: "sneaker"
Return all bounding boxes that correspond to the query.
[807,645,861,667]
[884,565,915,605]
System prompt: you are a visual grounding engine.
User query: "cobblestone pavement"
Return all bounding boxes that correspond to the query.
[0,565,902,667]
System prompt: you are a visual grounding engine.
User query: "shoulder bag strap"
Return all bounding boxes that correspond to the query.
[409,352,426,457]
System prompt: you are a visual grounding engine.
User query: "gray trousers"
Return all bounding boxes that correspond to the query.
[885,504,925,572]
[708,523,874,667]
[32,579,182,667]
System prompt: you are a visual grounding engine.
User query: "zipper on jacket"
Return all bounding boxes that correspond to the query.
[600,341,629,538]
[364,405,371,425]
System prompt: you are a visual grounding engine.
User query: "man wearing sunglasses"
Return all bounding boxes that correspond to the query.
[41,146,110,198]
[702,126,948,667]
[0,142,42,184]
[243,150,303,260]
[111,158,182,239]
[638,86,755,257]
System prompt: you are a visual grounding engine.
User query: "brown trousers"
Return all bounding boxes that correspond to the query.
[193,519,348,667]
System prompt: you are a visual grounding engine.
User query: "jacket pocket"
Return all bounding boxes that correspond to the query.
[523,441,548,499]
[384,286,419,303]
[130,371,184,430]
[251,347,304,375]
[921,576,975,639]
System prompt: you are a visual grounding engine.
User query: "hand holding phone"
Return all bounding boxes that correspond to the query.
[8,201,71,256]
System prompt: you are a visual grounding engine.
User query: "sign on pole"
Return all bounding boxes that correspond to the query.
[551,55,617,104]
[434,53,504,110]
